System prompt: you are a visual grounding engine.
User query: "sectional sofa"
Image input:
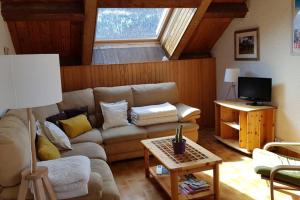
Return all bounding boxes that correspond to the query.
[0,82,200,200]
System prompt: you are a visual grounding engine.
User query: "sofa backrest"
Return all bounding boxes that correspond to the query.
[93,86,134,127]
[131,82,179,107]
[57,88,97,127]
[6,109,36,133]
[0,115,31,187]
[93,82,179,127]
[33,104,60,121]
[24,82,179,128]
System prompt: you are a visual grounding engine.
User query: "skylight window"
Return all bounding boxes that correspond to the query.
[95,8,170,41]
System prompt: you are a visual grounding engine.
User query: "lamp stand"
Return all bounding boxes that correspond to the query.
[17,108,56,200]
[225,83,237,100]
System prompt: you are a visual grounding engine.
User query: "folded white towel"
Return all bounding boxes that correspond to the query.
[131,115,178,126]
[37,156,90,199]
[131,102,177,120]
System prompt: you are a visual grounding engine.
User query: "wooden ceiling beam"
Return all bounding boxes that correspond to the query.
[98,0,204,8]
[0,0,81,3]
[81,0,98,65]
[170,0,212,59]
[205,2,248,18]
[1,1,84,21]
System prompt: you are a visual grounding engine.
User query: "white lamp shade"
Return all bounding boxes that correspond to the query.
[0,54,62,109]
[224,68,240,83]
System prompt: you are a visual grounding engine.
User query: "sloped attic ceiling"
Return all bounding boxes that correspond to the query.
[0,0,247,65]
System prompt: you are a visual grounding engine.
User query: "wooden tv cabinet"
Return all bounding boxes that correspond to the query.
[214,100,277,154]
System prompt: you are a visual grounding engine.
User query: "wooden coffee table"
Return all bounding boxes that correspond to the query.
[141,136,222,200]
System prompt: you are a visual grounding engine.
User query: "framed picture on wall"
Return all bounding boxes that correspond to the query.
[234,28,259,60]
[293,0,300,55]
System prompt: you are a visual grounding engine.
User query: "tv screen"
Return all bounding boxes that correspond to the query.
[238,77,272,102]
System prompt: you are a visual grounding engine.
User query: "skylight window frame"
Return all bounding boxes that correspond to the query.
[94,8,172,44]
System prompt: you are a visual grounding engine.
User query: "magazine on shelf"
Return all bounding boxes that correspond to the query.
[179,174,210,195]
[156,165,169,175]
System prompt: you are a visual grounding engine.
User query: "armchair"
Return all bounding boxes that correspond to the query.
[253,142,300,200]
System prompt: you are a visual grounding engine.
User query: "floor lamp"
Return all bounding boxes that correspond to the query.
[0,54,62,200]
[224,68,240,100]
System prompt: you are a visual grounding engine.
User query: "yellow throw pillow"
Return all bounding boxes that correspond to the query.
[37,136,61,161]
[59,114,92,138]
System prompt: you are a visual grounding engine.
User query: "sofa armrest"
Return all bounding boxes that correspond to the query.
[175,103,201,122]
[86,172,103,199]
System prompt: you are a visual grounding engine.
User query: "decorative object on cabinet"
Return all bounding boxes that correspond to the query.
[224,68,240,100]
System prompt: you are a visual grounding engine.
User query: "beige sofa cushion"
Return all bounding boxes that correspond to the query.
[131,82,179,106]
[90,159,120,200]
[104,140,143,155]
[101,125,147,144]
[70,172,103,200]
[0,185,21,200]
[6,109,36,132]
[94,86,133,126]
[70,129,103,144]
[175,103,201,122]
[145,122,199,138]
[0,116,30,187]
[61,142,107,161]
[58,88,96,127]
[33,104,60,121]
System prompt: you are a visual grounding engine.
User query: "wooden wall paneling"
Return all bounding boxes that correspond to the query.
[39,21,52,52]
[215,104,221,135]
[6,22,21,53]
[81,0,97,65]
[60,58,216,128]
[5,20,83,65]
[183,18,233,54]
[50,21,61,54]
[61,65,93,91]
[70,21,83,63]
[205,2,248,18]
[61,21,71,57]
[15,21,32,53]
[2,2,84,66]
[27,21,41,53]
[1,1,84,21]
[171,0,212,59]
[202,58,216,126]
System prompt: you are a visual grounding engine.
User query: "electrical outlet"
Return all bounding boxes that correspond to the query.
[274,137,282,142]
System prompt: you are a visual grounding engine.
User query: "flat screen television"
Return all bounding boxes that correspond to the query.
[238,77,272,105]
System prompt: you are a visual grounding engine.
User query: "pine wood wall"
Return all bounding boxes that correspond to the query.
[60,58,216,128]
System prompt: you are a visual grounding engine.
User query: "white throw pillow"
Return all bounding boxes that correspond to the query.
[43,121,72,150]
[100,100,130,130]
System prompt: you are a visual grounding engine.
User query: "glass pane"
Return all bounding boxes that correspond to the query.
[96,8,168,40]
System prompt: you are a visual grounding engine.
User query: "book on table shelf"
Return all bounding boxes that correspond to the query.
[179,174,210,195]
[156,165,169,175]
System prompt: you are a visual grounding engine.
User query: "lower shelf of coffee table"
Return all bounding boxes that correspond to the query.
[149,166,214,200]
